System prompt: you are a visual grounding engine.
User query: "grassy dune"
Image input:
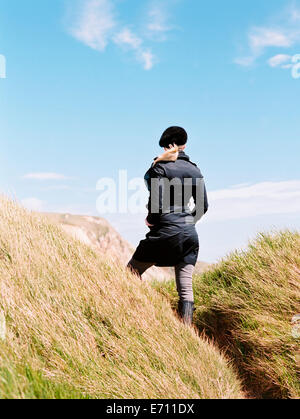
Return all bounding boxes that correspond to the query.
[154,231,300,399]
[0,198,243,399]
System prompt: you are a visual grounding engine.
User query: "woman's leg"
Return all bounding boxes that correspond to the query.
[175,263,194,302]
[175,263,195,325]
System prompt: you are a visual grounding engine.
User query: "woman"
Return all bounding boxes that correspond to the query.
[128,127,208,324]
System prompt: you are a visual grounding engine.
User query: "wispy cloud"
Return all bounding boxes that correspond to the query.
[147,3,173,40]
[66,0,179,70]
[67,0,159,70]
[235,6,300,67]
[250,28,293,53]
[205,180,300,222]
[139,50,155,70]
[23,173,70,181]
[267,54,292,68]
[113,28,142,49]
[69,0,116,52]
[148,8,168,33]
[113,27,155,70]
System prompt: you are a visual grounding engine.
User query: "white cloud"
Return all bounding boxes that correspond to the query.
[66,0,180,70]
[67,0,158,70]
[113,27,155,71]
[21,198,44,212]
[70,0,116,52]
[148,8,167,32]
[250,28,293,53]
[23,173,69,181]
[205,180,300,222]
[139,50,155,70]
[113,28,142,49]
[147,5,171,39]
[268,54,292,67]
[235,7,300,67]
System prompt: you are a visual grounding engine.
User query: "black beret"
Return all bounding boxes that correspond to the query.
[159,126,188,148]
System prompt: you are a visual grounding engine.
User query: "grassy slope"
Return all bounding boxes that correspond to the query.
[0,198,243,399]
[154,231,300,399]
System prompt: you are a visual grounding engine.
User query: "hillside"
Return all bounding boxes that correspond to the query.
[0,198,243,399]
[154,231,300,399]
[43,213,173,282]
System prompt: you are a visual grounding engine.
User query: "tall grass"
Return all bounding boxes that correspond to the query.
[0,198,243,399]
[154,231,300,399]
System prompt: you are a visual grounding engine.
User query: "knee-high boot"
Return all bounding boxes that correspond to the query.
[178,300,194,325]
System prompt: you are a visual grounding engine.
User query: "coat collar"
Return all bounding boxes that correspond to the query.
[178,151,190,161]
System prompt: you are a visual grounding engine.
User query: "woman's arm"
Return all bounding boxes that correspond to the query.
[192,177,209,223]
[144,164,166,227]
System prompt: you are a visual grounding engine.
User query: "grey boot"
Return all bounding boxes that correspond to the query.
[178,301,194,325]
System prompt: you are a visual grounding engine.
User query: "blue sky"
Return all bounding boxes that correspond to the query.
[1,0,300,262]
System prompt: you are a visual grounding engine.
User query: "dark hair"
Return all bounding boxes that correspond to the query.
[159,126,188,148]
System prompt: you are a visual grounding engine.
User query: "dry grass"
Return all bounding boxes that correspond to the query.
[0,197,243,399]
[154,231,300,399]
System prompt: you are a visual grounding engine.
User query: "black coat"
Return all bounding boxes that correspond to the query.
[132,151,208,267]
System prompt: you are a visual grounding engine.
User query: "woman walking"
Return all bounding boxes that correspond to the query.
[128,127,208,325]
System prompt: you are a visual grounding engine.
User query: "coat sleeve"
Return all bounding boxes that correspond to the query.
[144,163,165,226]
[191,176,209,224]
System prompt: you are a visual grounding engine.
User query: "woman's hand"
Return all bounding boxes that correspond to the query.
[153,144,179,166]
